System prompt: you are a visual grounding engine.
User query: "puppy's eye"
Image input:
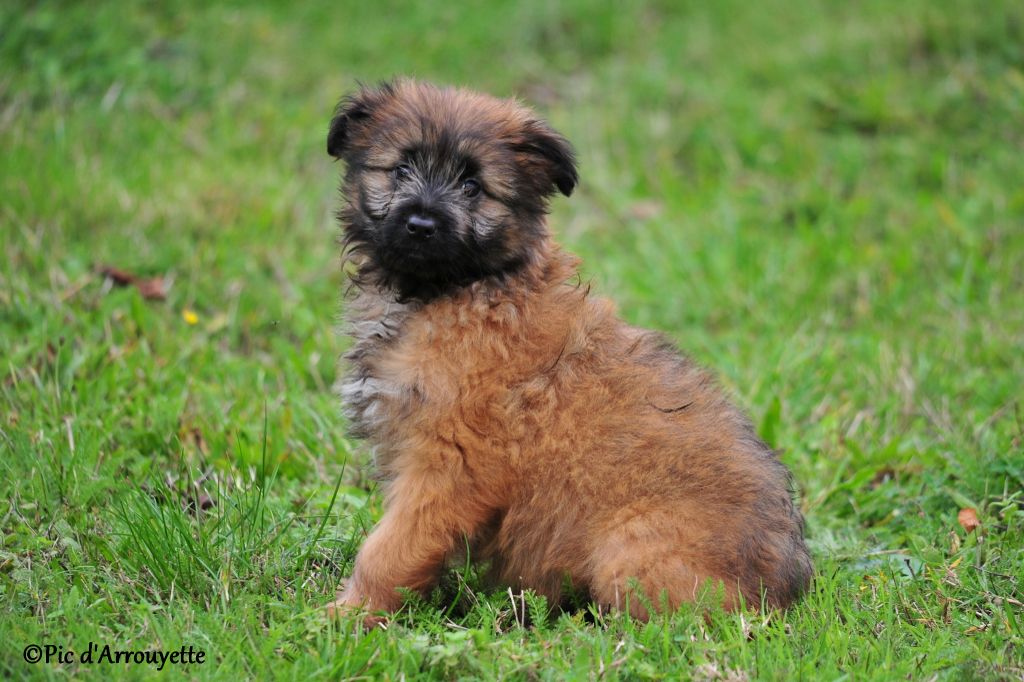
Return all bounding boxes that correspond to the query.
[394,165,413,181]
[461,178,481,198]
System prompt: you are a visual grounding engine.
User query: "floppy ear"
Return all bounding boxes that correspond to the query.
[513,120,579,197]
[327,83,394,158]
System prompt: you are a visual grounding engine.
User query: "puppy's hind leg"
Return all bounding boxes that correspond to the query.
[588,519,739,619]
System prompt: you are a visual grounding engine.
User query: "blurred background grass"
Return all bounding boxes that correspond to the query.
[1,0,1023,679]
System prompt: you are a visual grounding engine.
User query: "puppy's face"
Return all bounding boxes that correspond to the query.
[328,80,577,301]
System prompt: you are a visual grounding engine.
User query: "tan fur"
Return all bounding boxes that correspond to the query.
[327,81,812,626]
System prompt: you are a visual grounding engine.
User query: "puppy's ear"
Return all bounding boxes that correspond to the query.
[327,83,394,158]
[513,120,579,197]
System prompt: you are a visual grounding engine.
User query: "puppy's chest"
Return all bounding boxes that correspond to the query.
[339,292,541,451]
[339,367,409,441]
[339,302,419,440]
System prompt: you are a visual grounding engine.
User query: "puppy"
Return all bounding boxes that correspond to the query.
[325,79,812,625]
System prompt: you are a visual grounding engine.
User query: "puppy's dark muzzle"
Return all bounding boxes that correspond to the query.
[406,214,437,239]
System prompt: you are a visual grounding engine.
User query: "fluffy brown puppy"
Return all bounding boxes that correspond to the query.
[325,79,812,626]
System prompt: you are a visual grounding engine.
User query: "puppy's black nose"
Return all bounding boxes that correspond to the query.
[406,214,437,238]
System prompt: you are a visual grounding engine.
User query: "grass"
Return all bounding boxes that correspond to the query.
[1,0,1022,678]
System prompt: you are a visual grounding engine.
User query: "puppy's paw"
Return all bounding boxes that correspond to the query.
[326,580,388,630]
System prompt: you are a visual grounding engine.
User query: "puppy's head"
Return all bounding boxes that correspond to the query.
[328,79,577,301]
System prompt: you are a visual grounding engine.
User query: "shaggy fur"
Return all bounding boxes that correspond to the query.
[325,79,812,626]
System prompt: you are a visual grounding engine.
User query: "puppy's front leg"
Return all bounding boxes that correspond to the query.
[328,455,480,626]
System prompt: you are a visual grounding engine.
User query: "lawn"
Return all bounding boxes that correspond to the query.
[1,0,1022,679]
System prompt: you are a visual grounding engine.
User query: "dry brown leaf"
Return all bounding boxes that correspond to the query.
[97,265,135,286]
[134,277,168,301]
[957,508,980,533]
[97,265,168,300]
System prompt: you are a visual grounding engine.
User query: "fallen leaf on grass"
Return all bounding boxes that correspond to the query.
[96,265,135,286]
[957,508,980,533]
[134,277,168,300]
[96,265,169,301]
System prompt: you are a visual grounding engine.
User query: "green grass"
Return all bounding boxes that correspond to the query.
[2,0,1022,678]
